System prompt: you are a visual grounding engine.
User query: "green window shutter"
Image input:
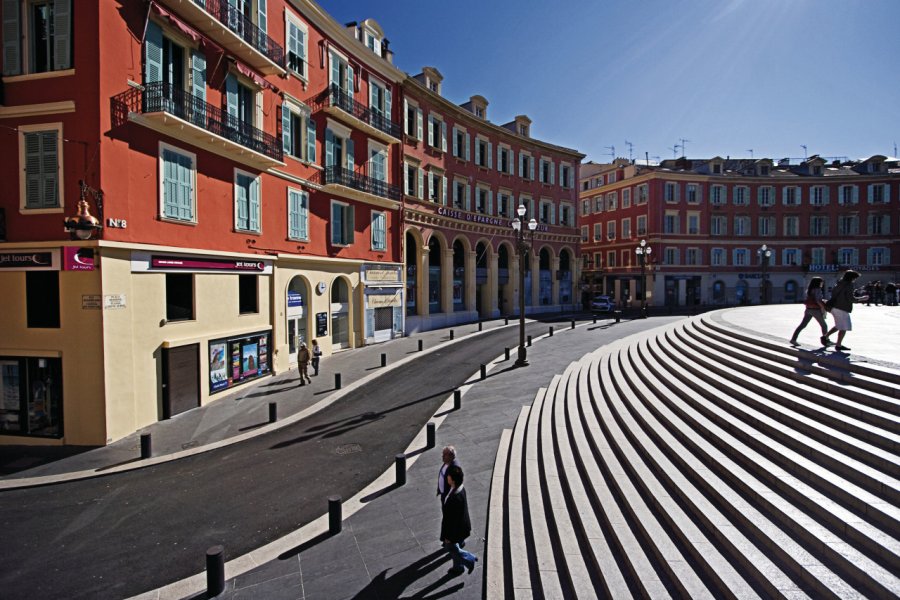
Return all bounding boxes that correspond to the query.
[329,53,339,87]
[427,116,434,146]
[452,127,458,156]
[281,104,292,155]
[306,117,316,162]
[288,189,301,238]
[324,129,334,167]
[464,133,470,161]
[441,121,447,152]
[417,167,424,200]
[176,152,194,220]
[249,177,260,231]
[497,145,502,172]
[331,203,341,244]
[442,176,447,205]
[236,176,249,230]
[385,87,392,121]
[225,74,239,121]
[550,161,555,185]
[465,184,471,211]
[519,154,524,177]
[298,192,308,239]
[257,0,267,34]
[416,109,423,140]
[162,149,178,218]
[52,0,71,70]
[474,138,480,165]
[346,136,354,170]
[144,21,163,84]
[191,51,206,103]
[488,190,493,214]
[2,0,21,75]
[487,142,493,169]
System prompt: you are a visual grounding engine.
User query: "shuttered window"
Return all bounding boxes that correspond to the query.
[23,130,60,209]
[161,147,195,221]
[371,211,386,251]
[287,188,308,240]
[235,172,260,232]
[3,0,72,76]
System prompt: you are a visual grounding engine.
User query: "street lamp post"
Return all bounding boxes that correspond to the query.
[757,244,771,304]
[635,239,652,318]
[511,204,537,367]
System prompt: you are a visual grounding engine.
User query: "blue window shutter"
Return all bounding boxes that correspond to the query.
[162,149,177,217]
[144,21,163,84]
[487,142,493,169]
[331,203,341,244]
[288,189,301,238]
[306,117,316,162]
[178,153,194,220]
[347,64,354,95]
[530,158,534,181]
[191,51,206,102]
[474,138,480,165]
[2,0,20,75]
[249,177,260,231]
[329,53,339,87]
[416,108,423,140]
[519,154,524,177]
[441,121,447,152]
[325,129,334,167]
[52,0,71,70]
[385,87,392,121]
[236,176,249,230]
[225,74,239,120]
[298,27,306,74]
[347,205,355,244]
[369,82,377,111]
[346,136,354,170]
[464,133,470,161]
[281,104,292,155]
[452,127,458,156]
[258,0,267,33]
[427,116,434,147]
[299,192,308,239]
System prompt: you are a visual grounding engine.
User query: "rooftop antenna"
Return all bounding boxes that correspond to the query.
[624,140,634,162]
[679,138,691,157]
[650,155,661,163]
[801,144,808,159]
[746,149,754,159]
[668,144,681,159]
[894,141,897,157]
[603,145,616,161]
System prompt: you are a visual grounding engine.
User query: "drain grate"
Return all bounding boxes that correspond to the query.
[335,443,362,455]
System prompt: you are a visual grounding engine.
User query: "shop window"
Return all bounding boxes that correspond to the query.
[26,271,59,328]
[0,357,63,437]
[239,275,258,314]
[166,273,194,321]
[208,331,271,394]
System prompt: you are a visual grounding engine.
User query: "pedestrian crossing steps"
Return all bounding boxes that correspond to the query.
[485,312,900,599]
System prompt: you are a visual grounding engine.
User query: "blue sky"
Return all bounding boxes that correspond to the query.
[317,0,900,164]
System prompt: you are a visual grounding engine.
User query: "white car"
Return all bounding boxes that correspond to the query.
[591,295,616,312]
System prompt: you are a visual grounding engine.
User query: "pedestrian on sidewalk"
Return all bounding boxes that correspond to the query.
[311,339,322,376]
[790,277,828,346]
[437,445,460,503]
[441,465,477,576]
[823,270,868,352]
[297,342,312,385]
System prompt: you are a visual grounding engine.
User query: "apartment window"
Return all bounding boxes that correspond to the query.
[621,217,631,239]
[810,215,829,236]
[868,247,890,266]
[560,164,572,188]
[329,50,354,95]
[838,185,858,205]
[608,172,617,184]
[664,182,679,203]
[868,183,889,204]
[594,196,604,212]
[711,248,726,266]
[519,153,534,180]
[371,210,386,250]
[287,188,309,240]
[369,79,391,122]
[607,251,616,268]
[369,146,387,183]
[166,273,194,321]
[687,213,699,235]
[664,212,679,234]
[593,223,602,241]
[476,187,490,214]
[811,247,826,266]
[560,204,571,226]
[686,184,700,204]
[539,159,553,184]
[838,214,859,235]
[452,127,469,160]
[868,213,890,235]
[758,216,775,236]
[497,192,510,216]
[606,191,618,211]
[733,249,748,266]
[498,146,511,173]
[453,180,469,210]
[404,162,423,199]
[782,248,800,266]
[331,201,355,245]
[582,200,590,216]
[636,184,649,205]
[711,215,727,236]
[758,186,774,207]
[783,215,799,237]
[712,162,722,174]
[607,220,616,240]
[580,226,588,242]
[325,126,354,171]
[811,186,828,206]
[474,138,492,168]
[637,215,647,236]
[540,201,553,224]
[404,100,423,139]
[593,252,602,269]
[686,248,700,266]
[734,186,749,206]
[239,275,258,314]
[734,216,750,236]
[19,125,62,210]
[622,188,631,208]
[285,16,307,77]
[282,103,316,162]
[235,171,261,232]
[427,114,447,151]
[783,186,800,206]
[225,73,259,133]
[663,247,679,265]
[837,247,858,265]
[710,185,726,205]
[2,0,72,75]
[26,271,59,328]
[428,172,445,204]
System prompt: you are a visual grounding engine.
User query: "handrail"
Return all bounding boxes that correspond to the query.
[194,0,284,67]
[317,165,401,201]
[308,84,402,139]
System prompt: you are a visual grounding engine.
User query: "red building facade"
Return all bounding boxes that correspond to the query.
[579,156,900,308]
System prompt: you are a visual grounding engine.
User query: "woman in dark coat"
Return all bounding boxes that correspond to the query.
[441,465,478,576]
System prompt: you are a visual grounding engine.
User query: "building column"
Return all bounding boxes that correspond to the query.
[489,251,500,316]
[550,255,560,306]
[418,247,429,317]
[465,250,477,312]
[442,248,454,314]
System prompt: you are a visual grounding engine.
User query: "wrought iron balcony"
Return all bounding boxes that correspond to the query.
[113,82,283,168]
[309,84,402,143]
[320,165,401,202]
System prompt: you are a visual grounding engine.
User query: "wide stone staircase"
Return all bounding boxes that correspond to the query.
[486,312,900,599]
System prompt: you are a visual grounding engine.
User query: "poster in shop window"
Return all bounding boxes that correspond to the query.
[231,344,241,380]
[0,360,21,431]
[257,337,268,372]
[209,343,228,392]
[242,343,258,377]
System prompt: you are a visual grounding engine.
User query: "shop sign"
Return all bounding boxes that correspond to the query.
[809,264,879,273]
[288,291,303,307]
[316,312,328,337]
[362,265,401,284]
[104,294,126,309]
[0,251,55,270]
[436,206,550,232]
[63,247,95,271]
[151,256,266,272]
[82,295,102,309]
[367,293,400,308]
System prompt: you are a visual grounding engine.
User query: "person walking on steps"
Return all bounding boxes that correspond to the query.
[311,339,322,376]
[297,342,312,385]
[822,270,868,352]
[790,277,828,346]
[441,465,477,576]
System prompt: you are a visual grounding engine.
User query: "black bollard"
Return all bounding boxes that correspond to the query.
[268,402,277,424]
[328,496,342,534]
[478,321,483,331]
[615,311,621,323]
[418,339,423,352]
[480,364,487,380]
[527,335,532,347]
[206,545,225,597]
[549,326,554,337]
[334,373,342,389]
[571,319,575,329]
[381,353,387,367]
[454,389,462,410]
[504,317,509,325]
[140,433,152,459]
[505,347,510,360]
[426,422,436,449]
[450,329,454,340]
[395,454,407,486]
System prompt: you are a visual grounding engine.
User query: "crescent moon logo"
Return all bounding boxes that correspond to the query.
[73,252,94,266]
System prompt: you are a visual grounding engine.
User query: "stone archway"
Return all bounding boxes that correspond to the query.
[331,277,351,349]
[286,276,311,366]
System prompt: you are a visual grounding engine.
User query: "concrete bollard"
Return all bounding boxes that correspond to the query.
[480,364,487,380]
[334,373,342,389]
[527,335,532,347]
[206,545,225,597]
[395,454,407,486]
[268,402,277,424]
[454,389,462,410]
[140,433,152,459]
[380,353,387,367]
[450,329,454,340]
[426,422,436,449]
[328,496,342,534]
[418,339,423,352]
[549,326,554,337]
[505,347,510,360]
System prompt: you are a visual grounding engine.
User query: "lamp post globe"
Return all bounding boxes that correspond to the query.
[635,239,651,318]
[757,244,771,304]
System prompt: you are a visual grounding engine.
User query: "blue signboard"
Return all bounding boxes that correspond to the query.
[288,291,303,307]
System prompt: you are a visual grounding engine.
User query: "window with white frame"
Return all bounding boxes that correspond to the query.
[560,164,572,188]
[868,247,890,266]
[784,215,799,237]
[782,248,800,266]
[580,226,588,242]
[637,215,647,236]
[607,251,616,267]
[837,247,858,265]
[664,211,679,234]
[664,182,679,203]
[810,215,829,236]
[160,143,195,222]
[663,247,679,265]
[711,215,727,236]
[475,186,491,214]
[325,121,354,171]
[733,186,749,206]
[19,123,63,211]
[368,142,387,183]
[285,14,307,77]
[621,249,631,268]
[371,210,386,250]
[686,183,700,204]
[608,172,617,184]
[838,185,858,205]
[453,179,469,210]
[782,186,800,206]
[593,223,602,241]
[607,220,616,240]
[687,212,700,235]
[404,162,423,199]
[539,200,554,224]
[685,248,700,266]
[369,78,391,122]
[582,199,590,216]
[474,136,492,168]
[329,49,354,96]
[427,113,447,151]
[331,200,354,245]
[560,204,572,226]
[497,191,511,216]
[811,247,826,265]
[593,252,602,268]
[621,217,631,239]
[758,186,775,207]
[594,196,604,212]
[710,185,726,205]
[606,191,618,211]
[758,215,775,236]
[498,145,512,174]
[518,196,534,219]
[811,185,828,206]
[363,26,381,57]
[519,152,534,180]
[2,0,73,76]
[404,99,423,140]
[636,184,649,205]
[734,216,750,236]
[282,102,315,162]
[427,170,445,204]
[622,187,631,208]
[452,126,469,160]
[235,170,261,233]
[539,158,554,184]
[868,183,889,204]
[868,213,890,235]
[287,188,309,240]
[838,214,859,235]
[733,248,748,266]
[711,247,726,266]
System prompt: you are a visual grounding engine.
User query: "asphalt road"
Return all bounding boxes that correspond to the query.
[0,324,547,600]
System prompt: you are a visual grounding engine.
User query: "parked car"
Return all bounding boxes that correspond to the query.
[591,295,616,312]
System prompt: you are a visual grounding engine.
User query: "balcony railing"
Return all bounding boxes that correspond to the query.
[193,0,284,68]
[310,84,402,140]
[114,82,283,162]
[319,165,401,201]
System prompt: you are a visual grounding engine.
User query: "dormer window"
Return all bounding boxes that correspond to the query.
[475,107,484,118]
[760,165,770,175]
[712,163,722,174]
[813,165,822,175]
[519,124,528,136]
[365,31,381,56]
[869,162,881,173]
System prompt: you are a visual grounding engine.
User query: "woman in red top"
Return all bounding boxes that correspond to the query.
[790,277,828,346]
